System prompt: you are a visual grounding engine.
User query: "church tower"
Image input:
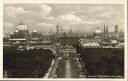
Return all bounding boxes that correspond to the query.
[106,26,108,34]
[104,25,106,34]
[69,27,72,37]
[115,25,119,35]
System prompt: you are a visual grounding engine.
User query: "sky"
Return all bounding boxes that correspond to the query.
[3,4,124,35]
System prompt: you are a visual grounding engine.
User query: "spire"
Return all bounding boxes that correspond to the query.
[115,25,119,35]
[70,27,72,36]
[104,25,106,33]
[50,28,53,34]
[97,26,99,29]
[106,26,108,33]
[19,17,24,25]
[56,23,61,37]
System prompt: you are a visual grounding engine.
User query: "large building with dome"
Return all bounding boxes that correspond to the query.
[79,25,124,48]
[10,21,30,39]
[8,20,47,46]
[94,27,102,38]
[9,20,32,45]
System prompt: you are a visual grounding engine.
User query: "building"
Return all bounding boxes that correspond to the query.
[115,25,119,35]
[94,27,102,38]
[79,25,124,48]
[9,21,30,45]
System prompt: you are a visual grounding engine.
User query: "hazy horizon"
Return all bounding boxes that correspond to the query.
[3,4,124,35]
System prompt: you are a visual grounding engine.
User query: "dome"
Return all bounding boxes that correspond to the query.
[16,24,27,30]
[33,29,37,32]
[111,40,117,44]
[94,29,102,34]
[94,27,102,34]
[15,30,19,32]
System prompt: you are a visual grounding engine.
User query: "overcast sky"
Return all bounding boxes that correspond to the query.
[3,4,124,35]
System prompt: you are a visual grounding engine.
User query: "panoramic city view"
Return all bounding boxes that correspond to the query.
[3,4,124,78]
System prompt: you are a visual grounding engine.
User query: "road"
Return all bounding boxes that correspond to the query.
[65,53,71,78]
[65,60,71,78]
[50,48,85,78]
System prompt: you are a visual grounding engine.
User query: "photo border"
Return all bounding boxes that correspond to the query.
[1,0,127,81]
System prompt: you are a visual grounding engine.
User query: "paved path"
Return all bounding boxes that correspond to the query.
[65,59,71,78]
[55,50,85,78]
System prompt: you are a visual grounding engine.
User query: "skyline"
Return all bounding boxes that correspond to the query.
[3,4,124,35]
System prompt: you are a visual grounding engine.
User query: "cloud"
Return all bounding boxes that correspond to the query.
[25,19,35,23]
[36,22,55,33]
[27,5,52,18]
[58,14,82,24]
[3,22,15,34]
[3,4,124,34]
[82,19,104,25]
[88,6,116,18]
[95,11,117,18]
[88,6,104,13]
[4,4,52,20]
[96,12,111,18]
[4,22,14,27]
[56,13,104,25]
[4,7,29,18]
[46,16,55,20]
[37,23,53,27]
[39,5,52,17]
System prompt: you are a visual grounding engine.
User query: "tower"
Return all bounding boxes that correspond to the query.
[56,23,63,37]
[104,25,106,34]
[69,27,72,37]
[97,26,99,29]
[56,23,59,37]
[103,25,109,34]
[115,25,119,35]
[19,17,24,25]
[32,27,38,38]
[106,26,108,34]
[50,28,53,34]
